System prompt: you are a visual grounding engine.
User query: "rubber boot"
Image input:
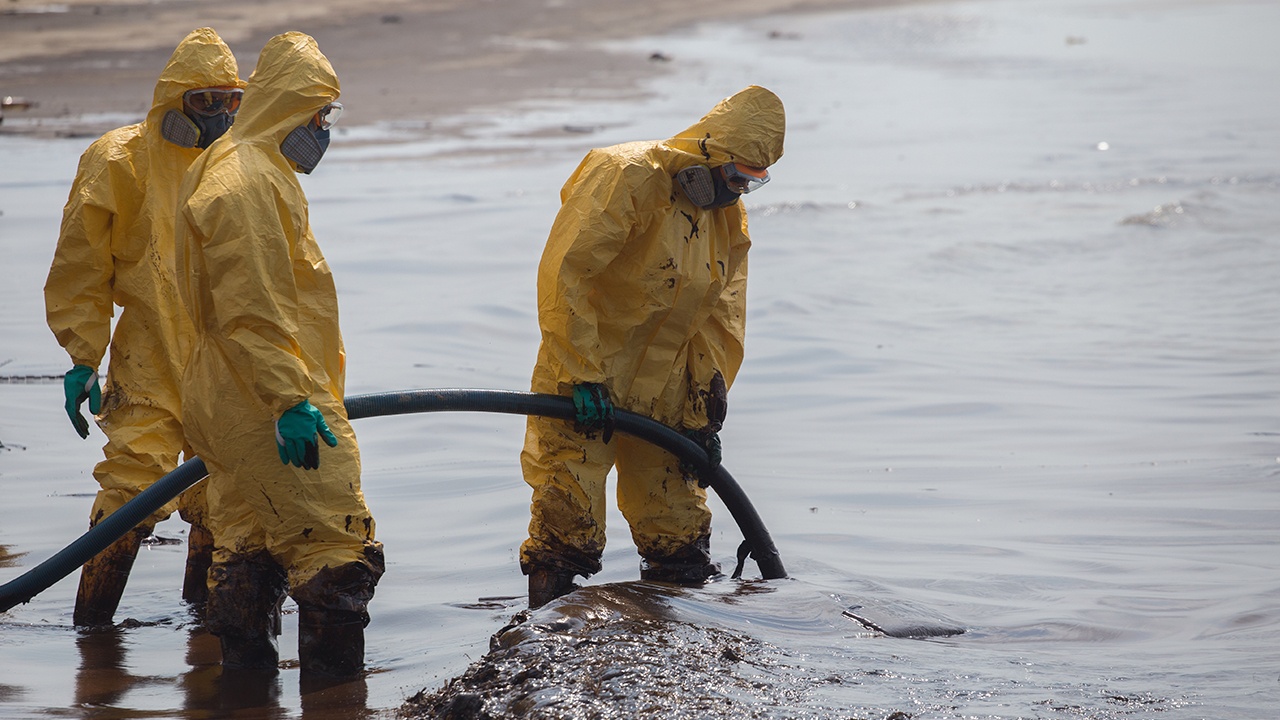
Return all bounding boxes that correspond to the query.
[291,556,382,679]
[298,606,366,678]
[640,535,721,584]
[205,553,287,672]
[219,633,280,672]
[527,566,579,609]
[74,526,148,627]
[182,523,214,607]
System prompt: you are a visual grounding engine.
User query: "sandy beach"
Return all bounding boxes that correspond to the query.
[1,0,924,138]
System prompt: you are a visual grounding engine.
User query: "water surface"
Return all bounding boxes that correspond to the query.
[2,0,1278,717]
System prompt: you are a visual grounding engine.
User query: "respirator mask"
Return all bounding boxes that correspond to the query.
[675,162,770,209]
[281,102,343,174]
[161,87,243,149]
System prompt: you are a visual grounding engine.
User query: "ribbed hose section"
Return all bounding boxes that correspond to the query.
[0,458,209,612]
[346,389,786,580]
[1,389,785,612]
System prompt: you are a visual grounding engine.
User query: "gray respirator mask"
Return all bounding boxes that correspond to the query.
[280,102,342,175]
[160,110,234,149]
[160,88,243,149]
[675,165,742,209]
[280,122,330,175]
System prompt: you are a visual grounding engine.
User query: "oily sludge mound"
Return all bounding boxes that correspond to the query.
[399,582,879,720]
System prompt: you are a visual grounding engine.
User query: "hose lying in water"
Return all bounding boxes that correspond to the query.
[0,388,786,613]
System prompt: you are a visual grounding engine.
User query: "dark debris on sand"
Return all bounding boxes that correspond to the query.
[399,585,894,720]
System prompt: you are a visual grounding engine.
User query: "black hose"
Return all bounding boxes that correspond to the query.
[344,389,786,580]
[0,388,785,613]
[0,458,209,613]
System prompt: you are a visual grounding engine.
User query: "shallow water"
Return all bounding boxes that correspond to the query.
[2,0,1279,717]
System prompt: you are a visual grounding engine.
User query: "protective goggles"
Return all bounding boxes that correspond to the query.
[183,87,243,117]
[721,163,770,194]
[315,102,343,130]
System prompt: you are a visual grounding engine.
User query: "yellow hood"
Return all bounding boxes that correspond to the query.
[664,85,786,170]
[233,31,340,146]
[146,27,242,129]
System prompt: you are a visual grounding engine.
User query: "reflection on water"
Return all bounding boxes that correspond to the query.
[69,624,374,718]
[2,0,1279,717]
[74,628,132,709]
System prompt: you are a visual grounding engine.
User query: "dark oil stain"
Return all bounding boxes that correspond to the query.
[261,489,280,518]
[697,133,712,161]
[680,210,699,241]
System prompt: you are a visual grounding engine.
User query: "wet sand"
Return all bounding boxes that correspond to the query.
[1,0,928,138]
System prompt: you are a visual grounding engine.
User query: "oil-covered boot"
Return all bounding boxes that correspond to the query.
[640,535,721,584]
[74,526,148,627]
[205,553,287,671]
[219,632,280,671]
[298,606,366,678]
[182,523,214,606]
[527,566,579,609]
[292,556,382,679]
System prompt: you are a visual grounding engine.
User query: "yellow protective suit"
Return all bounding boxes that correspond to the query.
[174,32,382,610]
[521,86,786,577]
[44,27,241,534]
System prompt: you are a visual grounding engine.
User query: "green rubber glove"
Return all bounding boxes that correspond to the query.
[571,382,615,443]
[63,364,102,439]
[275,400,339,470]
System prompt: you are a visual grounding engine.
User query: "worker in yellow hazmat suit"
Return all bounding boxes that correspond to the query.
[43,27,243,627]
[175,31,382,678]
[522,86,785,607]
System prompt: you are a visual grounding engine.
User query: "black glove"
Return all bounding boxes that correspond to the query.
[571,382,615,443]
[701,430,722,468]
[681,370,728,485]
[680,427,722,487]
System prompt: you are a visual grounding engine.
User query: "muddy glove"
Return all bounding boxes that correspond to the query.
[682,370,728,483]
[276,400,338,470]
[684,428,722,469]
[63,364,102,439]
[679,427,722,488]
[571,382,615,443]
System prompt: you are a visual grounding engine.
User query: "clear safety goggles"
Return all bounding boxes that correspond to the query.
[722,163,770,194]
[315,102,343,130]
[183,87,243,117]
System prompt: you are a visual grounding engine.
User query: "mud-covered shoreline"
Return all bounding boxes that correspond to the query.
[401,584,836,720]
[0,0,927,139]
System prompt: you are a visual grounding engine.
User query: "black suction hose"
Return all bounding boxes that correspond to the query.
[0,388,785,613]
[0,458,209,613]
[344,389,786,580]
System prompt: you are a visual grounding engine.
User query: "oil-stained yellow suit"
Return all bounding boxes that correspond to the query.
[175,32,381,674]
[522,86,785,583]
[44,27,242,624]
